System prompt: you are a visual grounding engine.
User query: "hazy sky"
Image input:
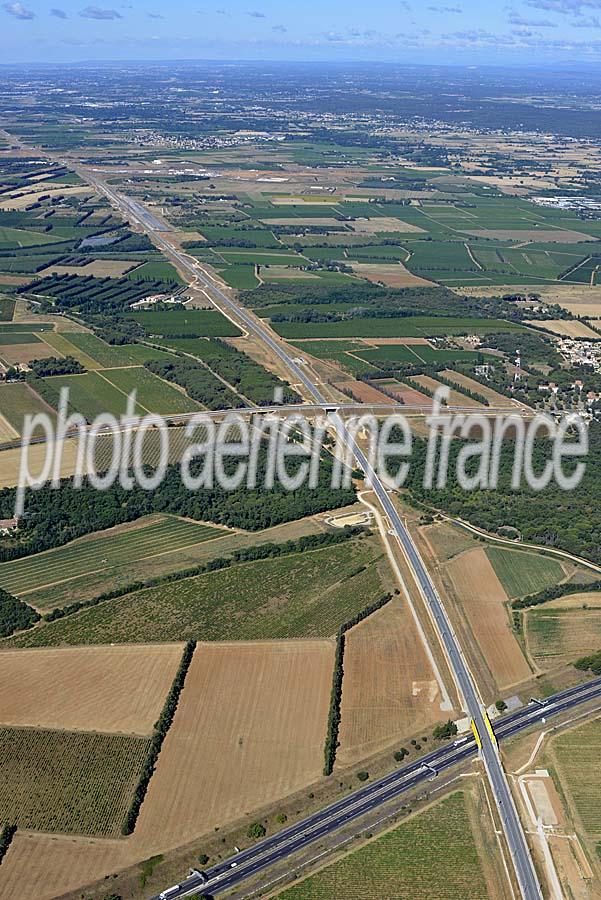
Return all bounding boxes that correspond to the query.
[3,0,601,64]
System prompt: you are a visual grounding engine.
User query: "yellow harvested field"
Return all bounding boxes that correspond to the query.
[0,644,183,735]
[0,436,88,488]
[0,414,18,443]
[536,591,601,610]
[131,640,334,853]
[350,262,434,288]
[0,274,29,286]
[412,374,483,408]
[337,601,442,766]
[349,217,425,234]
[0,831,124,900]
[446,548,531,688]
[0,185,87,210]
[525,608,601,669]
[441,370,522,408]
[525,319,600,339]
[36,259,135,278]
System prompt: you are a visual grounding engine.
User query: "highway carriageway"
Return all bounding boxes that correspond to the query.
[150,675,601,900]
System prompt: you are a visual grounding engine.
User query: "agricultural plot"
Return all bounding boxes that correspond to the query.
[0,726,150,836]
[525,605,601,670]
[39,370,147,420]
[132,640,334,851]
[486,547,565,599]
[273,316,521,340]
[0,381,56,435]
[7,536,392,646]
[279,792,493,900]
[0,644,183,734]
[337,600,442,766]
[129,308,242,337]
[422,521,478,563]
[56,331,176,367]
[0,226,65,249]
[551,719,601,836]
[216,263,260,290]
[127,259,183,283]
[0,515,224,601]
[100,366,202,414]
[0,298,15,321]
[445,548,531,688]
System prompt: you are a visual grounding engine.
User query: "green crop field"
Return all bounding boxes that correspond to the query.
[0,515,223,601]
[552,719,601,835]
[64,332,176,367]
[0,331,41,345]
[217,263,260,290]
[0,226,65,248]
[279,792,489,900]
[0,298,15,321]
[127,259,183,283]
[0,382,55,434]
[40,371,146,420]
[7,536,392,647]
[273,316,521,340]
[486,548,565,599]
[0,323,52,333]
[130,309,242,337]
[100,366,202,414]
[0,726,149,836]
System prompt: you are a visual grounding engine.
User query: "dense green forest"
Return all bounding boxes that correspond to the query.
[405,424,601,565]
[0,448,355,562]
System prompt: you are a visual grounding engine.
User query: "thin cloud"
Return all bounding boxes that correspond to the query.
[50,6,67,14]
[79,4,122,17]
[247,9,266,16]
[428,5,461,11]
[526,0,601,13]
[147,10,163,17]
[508,11,557,24]
[272,23,286,32]
[2,1,34,18]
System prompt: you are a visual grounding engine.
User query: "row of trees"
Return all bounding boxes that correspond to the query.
[323,592,395,775]
[0,587,40,638]
[122,640,196,835]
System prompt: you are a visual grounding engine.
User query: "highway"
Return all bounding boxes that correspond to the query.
[149,675,601,899]
[85,177,542,898]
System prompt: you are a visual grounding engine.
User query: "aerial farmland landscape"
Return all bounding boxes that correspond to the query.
[3,4,601,900]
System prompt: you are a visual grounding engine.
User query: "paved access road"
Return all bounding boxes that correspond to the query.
[150,676,601,899]
[84,178,541,899]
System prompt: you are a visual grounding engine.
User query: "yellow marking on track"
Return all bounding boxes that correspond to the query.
[471,719,482,750]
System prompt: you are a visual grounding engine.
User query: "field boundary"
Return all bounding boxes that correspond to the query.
[122,640,196,835]
[323,592,393,775]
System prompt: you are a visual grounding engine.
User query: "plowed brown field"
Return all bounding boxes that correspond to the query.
[336,600,441,766]
[0,644,183,735]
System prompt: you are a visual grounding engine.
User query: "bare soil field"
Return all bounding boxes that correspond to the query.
[348,217,425,234]
[0,274,29,286]
[376,379,432,405]
[0,341,57,366]
[441,370,521,407]
[130,640,334,854]
[412,374,483,408]
[0,413,18,443]
[337,600,442,766]
[260,217,343,227]
[0,831,126,900]
[0,185,87,210]
[350,262,434,288]
[37,259,135,278]
[445,548,532,688]
[0,440,82,488]
[525,318,600,339]
[333,379,393,404]
[0,644,183,735]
